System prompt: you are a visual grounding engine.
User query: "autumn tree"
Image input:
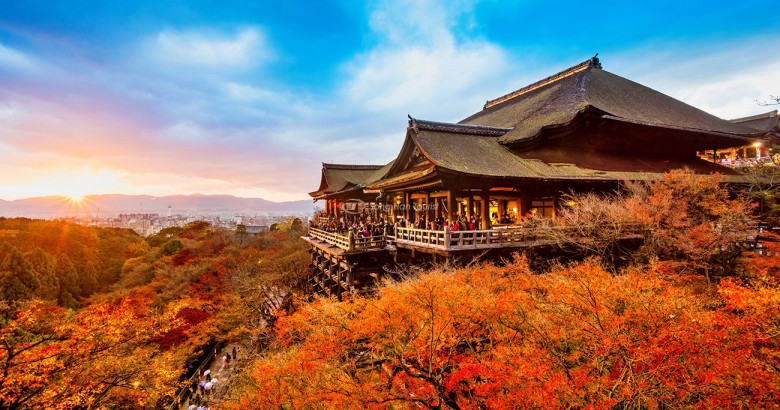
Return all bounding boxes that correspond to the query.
[227,256,780,409]
[551,169,754,277]
[641,169,754,279]
[0,295,183,409]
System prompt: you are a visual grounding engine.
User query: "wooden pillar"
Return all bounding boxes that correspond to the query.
[481,190,490,230]
[446,190,455,224]
[425,191,431,226]
[466,196,473,219]
[520,197,533,217]
[404,192,411,221]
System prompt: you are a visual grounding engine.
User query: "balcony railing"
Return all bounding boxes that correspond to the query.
[395,225,571,251]
[308,227,386,252]
[310,224,649,253]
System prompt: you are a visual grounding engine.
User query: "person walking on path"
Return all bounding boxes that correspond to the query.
[221,354,227,370]
[232,345,238,360]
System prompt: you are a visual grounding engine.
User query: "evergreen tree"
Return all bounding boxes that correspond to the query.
[56,255,81,308]
[0,243,40,301]
[25,247,59,300]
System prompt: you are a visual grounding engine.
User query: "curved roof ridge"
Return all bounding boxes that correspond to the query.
[483,55,601,110]
[409,117,512,136]
[322,163,383,170]
[730,110,778,123]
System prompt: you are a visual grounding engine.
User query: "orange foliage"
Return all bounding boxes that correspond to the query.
[230,255,780,409]
[0,293,180,409]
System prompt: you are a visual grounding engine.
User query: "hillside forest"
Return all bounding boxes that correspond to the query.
[1,169,779,409]
[0,217,308,409]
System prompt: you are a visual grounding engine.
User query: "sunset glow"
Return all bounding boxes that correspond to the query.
[1,167,125,201]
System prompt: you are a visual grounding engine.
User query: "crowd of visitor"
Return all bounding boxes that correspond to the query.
[185,345,239,409]
[314,210,523,237]
[315,215,391,237]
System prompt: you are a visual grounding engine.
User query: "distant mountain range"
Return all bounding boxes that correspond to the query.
[0,194,316,217]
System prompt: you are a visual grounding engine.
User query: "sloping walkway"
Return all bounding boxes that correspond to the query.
[180,344,243,410]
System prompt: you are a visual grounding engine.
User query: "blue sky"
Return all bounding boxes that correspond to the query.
[0,0,778,201]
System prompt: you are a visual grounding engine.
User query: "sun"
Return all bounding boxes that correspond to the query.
[55,168,124,202]
[60,185,91,203]
[64,192,88,203]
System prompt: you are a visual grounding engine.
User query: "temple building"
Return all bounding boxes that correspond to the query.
[304,56,764,297]
[709,110,780,165]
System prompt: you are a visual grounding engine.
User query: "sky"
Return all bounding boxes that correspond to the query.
[1,0,779,201]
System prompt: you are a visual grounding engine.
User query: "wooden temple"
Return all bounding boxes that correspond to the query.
[304,56,764,297]
[708,110,780,164]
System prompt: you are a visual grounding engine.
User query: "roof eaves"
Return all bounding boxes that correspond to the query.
[730,110,778,123]
[366,167,436,190]
[601,114,764,140]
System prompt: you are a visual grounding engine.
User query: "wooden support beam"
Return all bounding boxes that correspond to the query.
[404,192,411,221]
[446,190,455,225]
[425,191,431,227]
[481,189,490,230]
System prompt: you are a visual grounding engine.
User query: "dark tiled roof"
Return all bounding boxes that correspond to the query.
[730,110,780,137]
[460,58,762,145]
[409,127,743,181]
[309,163,383,198]
[365,160,396,185]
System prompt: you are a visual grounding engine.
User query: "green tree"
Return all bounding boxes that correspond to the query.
[161,239,184,256]
[0,243,40,301]
[235,224,247,245]
[25,248,58,300]
[56,255,81,309]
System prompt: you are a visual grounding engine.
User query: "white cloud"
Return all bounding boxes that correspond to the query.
[0,44,38,72]
[672,60,780,119]
[345,42,509,115]
[151,27,272,70]
[223,82,278,102]
[611,38,780,119]
[342,0,515,120]
[164,121,210,142]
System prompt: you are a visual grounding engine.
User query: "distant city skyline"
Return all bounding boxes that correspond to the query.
[1,0,778,201]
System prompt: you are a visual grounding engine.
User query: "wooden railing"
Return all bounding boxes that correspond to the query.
[395,225,581,251]
[308,227,386,252]
[395,227,550,251]
[394,227,448,248]
[311,224,649,253]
